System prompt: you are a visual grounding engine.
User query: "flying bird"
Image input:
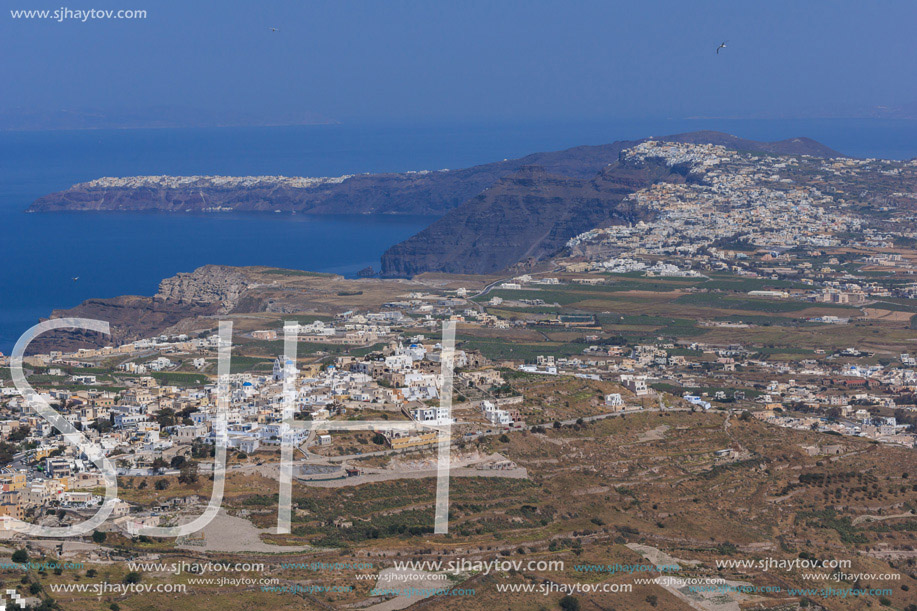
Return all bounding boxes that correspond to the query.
[71,277,79,281]
[716,41,728,54]
[271,27,279,32]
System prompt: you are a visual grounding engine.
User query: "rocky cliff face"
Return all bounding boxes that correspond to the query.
[155,265,253,313]
[380,156,683,277]
[26,266,255,354]
[28,296,221,354]
[378,133,844,277]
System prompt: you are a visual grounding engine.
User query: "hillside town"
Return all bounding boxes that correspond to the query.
[568,141,917,292]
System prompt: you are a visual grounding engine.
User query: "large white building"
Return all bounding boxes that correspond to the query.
[481,401,512,426]
[411,406,453,425]
[620,374,649,396]
[605,393,623,408]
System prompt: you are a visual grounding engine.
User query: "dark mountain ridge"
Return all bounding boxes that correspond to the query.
[660,131,842,157]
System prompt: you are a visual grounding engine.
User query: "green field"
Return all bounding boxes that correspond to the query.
[261,268,335,277]
[674,293,854,314]
[458,336,589,361]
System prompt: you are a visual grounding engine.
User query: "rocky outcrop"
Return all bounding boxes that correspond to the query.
[26,266,256,354]
[155,265,253,313]
[27,295,220,355]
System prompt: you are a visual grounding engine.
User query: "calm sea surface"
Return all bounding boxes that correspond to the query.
[2,118,916,352]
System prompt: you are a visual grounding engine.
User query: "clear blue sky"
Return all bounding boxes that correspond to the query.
[2,0,915,122]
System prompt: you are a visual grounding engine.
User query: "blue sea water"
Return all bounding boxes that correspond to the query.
[1,118,916,352]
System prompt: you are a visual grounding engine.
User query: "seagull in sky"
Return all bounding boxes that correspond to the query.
[71,276,79,281]
[716,41,728,54]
